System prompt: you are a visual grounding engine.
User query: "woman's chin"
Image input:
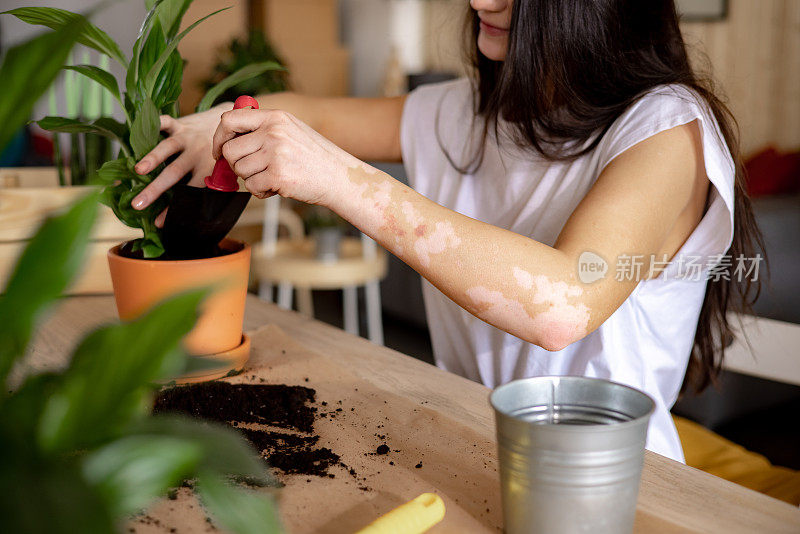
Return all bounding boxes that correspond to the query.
[477,33,507,61]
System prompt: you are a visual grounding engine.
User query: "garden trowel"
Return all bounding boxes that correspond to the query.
[162,96,259,259]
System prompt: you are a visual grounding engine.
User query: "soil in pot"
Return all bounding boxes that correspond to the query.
[118,238,241,262]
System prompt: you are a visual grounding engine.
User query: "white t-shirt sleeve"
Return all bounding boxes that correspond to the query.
[400,79,474,191]
[595,85,737,265]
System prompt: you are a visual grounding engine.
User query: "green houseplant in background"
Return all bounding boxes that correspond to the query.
[4,0,284,258]
[201,29,289,108]
[0,7,281,534]
[48,52,116,186]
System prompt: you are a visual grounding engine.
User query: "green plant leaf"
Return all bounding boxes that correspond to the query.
[144,7,231,97]
[64,64,122,106]
[127,0,167,103]
[132,17,184,113]
[147,0,194,40]
[37,288,209,453]
[2,7,126,66]
[0,373,60,456]
[99,174,170,260]
[140,239,166,259]
[130,97,161,160]
[0,457,115,533]
[196,61,285,112]
[83,434,203,517]
[134,416,274,484]
[197,472,283,534]
[36,116,131,157]
[0,20,85,151]
[93,156,136,186]
[0,193,98,388]
[152,50,184,112]
[101,182,144,229]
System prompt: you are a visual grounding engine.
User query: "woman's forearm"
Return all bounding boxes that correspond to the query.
[255,92,405,162]
[329,164,594,351]
[255,93,317,127]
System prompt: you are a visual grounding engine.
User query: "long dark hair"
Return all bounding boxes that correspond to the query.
[456,0,765,394]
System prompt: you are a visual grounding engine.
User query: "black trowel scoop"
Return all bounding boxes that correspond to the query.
[162,96,258,259]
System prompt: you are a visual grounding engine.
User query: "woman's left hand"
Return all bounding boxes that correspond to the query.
[211,108,357,207]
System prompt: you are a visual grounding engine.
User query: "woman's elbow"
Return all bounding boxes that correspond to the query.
[524,317,590,352]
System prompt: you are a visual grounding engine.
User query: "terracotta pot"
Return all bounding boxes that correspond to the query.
[107,239,251,356]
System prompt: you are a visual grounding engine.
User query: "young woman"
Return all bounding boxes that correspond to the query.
[130,0,762,462]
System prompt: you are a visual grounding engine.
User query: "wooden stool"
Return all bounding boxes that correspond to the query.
[252,196,388,344]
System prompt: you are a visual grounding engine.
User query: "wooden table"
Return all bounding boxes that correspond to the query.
[28,295,800,533]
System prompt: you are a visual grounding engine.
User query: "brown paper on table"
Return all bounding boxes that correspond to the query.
[130,325,503,534]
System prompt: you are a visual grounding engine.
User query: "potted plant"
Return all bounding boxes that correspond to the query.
[201,28,289,108]
[0,17,281,533]
[6,2,284,379]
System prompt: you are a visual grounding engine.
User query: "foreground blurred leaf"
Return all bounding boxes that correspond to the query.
[198,472,283,534]
[197,61,285,113]
[0,18,84,151]
[0,373,60,457]
[38,288,208,453]
[83,434,203,517]
[134,415,274,484]
[2,7,126,66]
[0,457,114,533]
[83,414,275,525]
[0,194,98,388]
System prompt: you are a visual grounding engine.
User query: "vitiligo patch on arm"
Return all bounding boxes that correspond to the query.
[347,166,463,265]
[466,269,590,349]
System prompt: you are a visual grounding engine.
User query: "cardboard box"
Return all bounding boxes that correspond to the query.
[281,46,350,97]
[253,0,339,49]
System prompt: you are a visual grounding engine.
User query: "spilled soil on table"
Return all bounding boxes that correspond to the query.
[153,381,349,480]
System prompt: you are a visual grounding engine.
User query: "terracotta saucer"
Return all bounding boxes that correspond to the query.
[174,333,251,384]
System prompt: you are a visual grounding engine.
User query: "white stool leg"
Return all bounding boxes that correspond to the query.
[258,282,273,302]
[277,282,293,310]
[343,285,358,336]
[365,280,384,345]
[296,287,314,317]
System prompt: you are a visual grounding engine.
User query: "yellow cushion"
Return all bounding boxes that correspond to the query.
[674,415,800,505]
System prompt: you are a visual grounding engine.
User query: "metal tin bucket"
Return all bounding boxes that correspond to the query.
[490,376,655,534]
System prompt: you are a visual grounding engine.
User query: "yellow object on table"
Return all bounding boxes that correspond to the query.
[356,493,446,534]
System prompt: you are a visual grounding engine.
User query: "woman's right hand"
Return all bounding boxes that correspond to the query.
[131,102,232,214]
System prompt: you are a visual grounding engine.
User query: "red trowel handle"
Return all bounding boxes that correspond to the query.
[204,96,260,192]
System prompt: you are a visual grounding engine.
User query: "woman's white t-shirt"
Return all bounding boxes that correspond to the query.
[399,79,735,462]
